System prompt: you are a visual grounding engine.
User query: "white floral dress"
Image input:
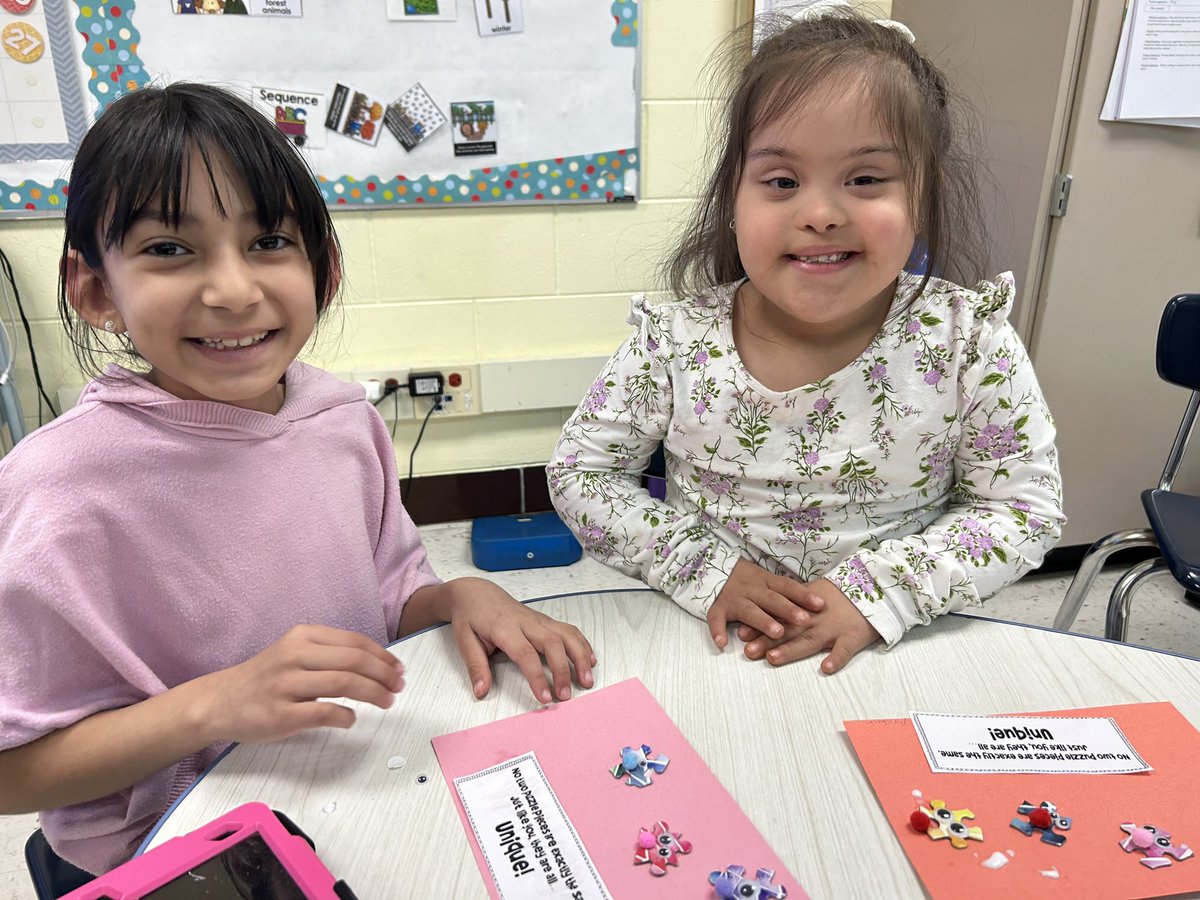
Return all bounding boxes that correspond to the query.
[547,272,1065,646]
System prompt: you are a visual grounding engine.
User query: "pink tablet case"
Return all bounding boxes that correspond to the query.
[60,802,348,899]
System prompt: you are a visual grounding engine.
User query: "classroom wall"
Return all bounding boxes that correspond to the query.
[0,0,889,475]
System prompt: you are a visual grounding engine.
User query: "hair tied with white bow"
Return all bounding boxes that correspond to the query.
[873,18,916,44]
[771,0,916,44]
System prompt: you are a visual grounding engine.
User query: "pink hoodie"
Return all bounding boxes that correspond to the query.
[0,362,440,874]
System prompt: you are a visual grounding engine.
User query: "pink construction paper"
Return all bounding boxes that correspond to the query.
[432,678,805,899]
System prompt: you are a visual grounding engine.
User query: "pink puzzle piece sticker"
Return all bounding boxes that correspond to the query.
[1119,822,1194,869]
[633,820,692,875]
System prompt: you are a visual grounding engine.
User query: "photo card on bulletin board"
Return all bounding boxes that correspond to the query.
[0,0,641,216]
[387,0,459,22]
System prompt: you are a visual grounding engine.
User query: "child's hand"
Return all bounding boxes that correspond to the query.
[706,559,826,649]
[736,578,880,673]
[439,578,596,704]
[199,624,406,743]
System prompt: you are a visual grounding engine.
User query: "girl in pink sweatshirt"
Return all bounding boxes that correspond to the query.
[0,82,595,875]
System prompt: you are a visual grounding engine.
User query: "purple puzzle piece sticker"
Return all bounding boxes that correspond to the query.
[1119,822,1194,869]
[708,864,787,899]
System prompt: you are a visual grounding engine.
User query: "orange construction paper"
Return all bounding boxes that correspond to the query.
[845,702,1200,900]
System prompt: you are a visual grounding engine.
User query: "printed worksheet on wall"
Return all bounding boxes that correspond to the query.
[1101,0,1200,127]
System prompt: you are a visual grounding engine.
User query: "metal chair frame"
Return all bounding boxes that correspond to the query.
[1054,295,1200,641]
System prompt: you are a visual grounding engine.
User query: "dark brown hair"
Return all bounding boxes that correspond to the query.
[662,9,988,301]
[58,82,342,376]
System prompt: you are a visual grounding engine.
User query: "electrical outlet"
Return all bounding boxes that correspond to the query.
[414,364,481,418]
[354,368,414,420]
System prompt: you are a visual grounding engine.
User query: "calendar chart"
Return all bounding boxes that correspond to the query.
[0,0,87,168]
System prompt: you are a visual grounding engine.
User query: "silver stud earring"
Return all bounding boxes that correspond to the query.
[102,320,117,333]
[729,219,736,231]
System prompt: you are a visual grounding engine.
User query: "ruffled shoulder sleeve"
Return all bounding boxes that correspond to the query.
[970,271,1016,325]
[951,272,1018,398]
[626,291,652,327]
[622,291,679,365]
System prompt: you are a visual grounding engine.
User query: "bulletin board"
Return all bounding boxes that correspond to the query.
[0,0,641,216]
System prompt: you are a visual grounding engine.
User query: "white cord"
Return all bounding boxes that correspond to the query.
[0,271,16,386]
[0,324,11,385]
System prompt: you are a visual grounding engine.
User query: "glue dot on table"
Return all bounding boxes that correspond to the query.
[1040,867,1060,879]
[386,755,406,770]
[980,851,1009,869]
[322,801,337,814]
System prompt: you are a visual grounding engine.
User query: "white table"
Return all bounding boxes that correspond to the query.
[143,589,1200,898]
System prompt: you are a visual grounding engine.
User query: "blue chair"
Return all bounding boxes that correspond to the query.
[1054,293,1200,641]
[25,828,95,899]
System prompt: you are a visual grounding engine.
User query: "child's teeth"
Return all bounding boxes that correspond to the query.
[200,331,268,349]
[799,253,849,263]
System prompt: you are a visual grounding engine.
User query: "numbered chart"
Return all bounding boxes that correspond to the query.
[0,0,86,170]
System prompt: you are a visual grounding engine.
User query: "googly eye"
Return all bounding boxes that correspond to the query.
[658,834,673,846]
[1143,825,1157,833]
[1157,836,1172,848]
[657,847,672,858]
[935,807,953,821]
[949,822,967,835]
[416,774,428,784]
[737,885,757,898]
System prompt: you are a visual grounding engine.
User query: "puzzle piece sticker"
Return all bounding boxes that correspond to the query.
[708,864,787,899]
[1119,822,1195,869]
[611,743,669,788]
[1011,800,1072,847]
[633,820,691,875]
[921,799,983,848]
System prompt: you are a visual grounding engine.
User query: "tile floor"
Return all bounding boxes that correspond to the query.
[3,520,1196,898]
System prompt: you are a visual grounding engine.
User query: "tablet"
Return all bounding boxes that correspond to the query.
[61,802,357,899]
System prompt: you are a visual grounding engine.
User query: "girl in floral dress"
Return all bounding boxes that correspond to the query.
[548,9,1065,674]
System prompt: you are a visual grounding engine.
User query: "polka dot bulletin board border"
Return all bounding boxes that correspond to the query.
[318,151,638,207]
[0,1,640,214]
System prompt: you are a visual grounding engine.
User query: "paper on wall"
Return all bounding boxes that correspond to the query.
[1100,0,1200,127]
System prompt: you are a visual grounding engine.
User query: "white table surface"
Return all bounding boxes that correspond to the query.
[143,589,1200,899]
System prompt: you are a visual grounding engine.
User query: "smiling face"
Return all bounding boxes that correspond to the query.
[732,80,917,343]
[71,153,318,414]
